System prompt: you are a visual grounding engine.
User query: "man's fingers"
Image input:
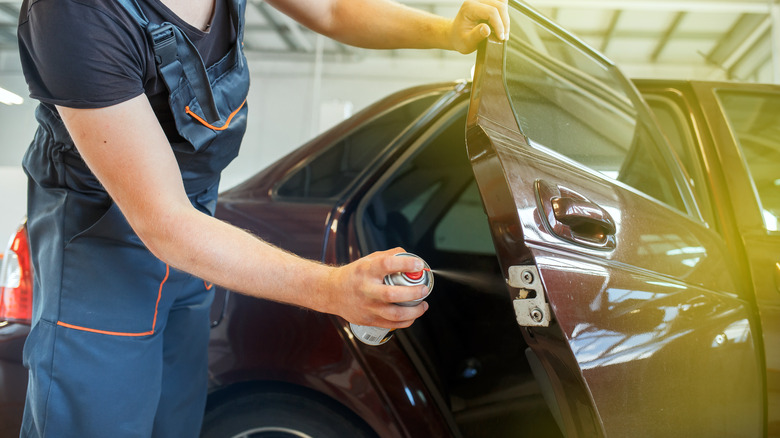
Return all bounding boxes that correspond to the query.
[383,249,425,274]
[461,23,491,50]
[449,0,510,53]
[371,300,429,329]
[464,0,508,41]
[379,283,429,304]
[482,0,510,39]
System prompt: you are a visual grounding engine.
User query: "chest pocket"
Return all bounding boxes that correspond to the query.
[118,0,249,155]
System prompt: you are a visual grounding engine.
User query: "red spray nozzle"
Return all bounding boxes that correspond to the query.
[403,268,431,281]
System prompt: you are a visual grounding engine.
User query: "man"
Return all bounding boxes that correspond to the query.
[17,0,509,436]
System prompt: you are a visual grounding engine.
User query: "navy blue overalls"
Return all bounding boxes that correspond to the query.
[21,0,248,436]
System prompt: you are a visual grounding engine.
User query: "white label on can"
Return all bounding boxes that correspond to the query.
[349,323,393,346]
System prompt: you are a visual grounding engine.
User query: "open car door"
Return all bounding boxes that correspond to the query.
[466,2,765,437]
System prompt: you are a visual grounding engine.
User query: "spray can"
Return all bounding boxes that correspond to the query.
[350,253,434,346]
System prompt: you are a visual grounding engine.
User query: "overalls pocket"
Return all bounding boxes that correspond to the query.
[166,66,248,153]
[59,203,165,336]
[151,18,250,154]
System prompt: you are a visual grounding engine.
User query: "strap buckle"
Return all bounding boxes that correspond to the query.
[150,24,178,65]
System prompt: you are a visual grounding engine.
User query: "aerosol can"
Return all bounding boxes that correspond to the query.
[350,253,434,346]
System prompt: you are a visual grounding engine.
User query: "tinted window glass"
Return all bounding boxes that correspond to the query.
[434,181,495,255]
[644,98,696,182]
[502,8,686,211]
[717,90,780,231]
[361,107,485,252]
[277,92,441,200]
[644,95,715,225]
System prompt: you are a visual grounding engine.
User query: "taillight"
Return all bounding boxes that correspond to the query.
[0,222,33,324]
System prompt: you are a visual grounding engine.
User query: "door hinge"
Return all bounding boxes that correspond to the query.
[507,265,552,327]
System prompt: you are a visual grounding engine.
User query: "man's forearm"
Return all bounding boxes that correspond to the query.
[144,205,334,313]
[267,0,509,54]
[325,0,454,50]
[140,203,429,328]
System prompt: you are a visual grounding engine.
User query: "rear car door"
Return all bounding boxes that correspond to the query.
[640,80,780,437]
[702,84,780,436]
[465,2,765,437]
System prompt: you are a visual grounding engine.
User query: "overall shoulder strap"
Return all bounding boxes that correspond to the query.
[115,0,150,27]
[114,0,176,68]
[231,0,246,46]
[117,0,221,124]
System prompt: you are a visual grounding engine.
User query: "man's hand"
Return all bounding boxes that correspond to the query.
[449,0,510,54]
[322,248,430,329]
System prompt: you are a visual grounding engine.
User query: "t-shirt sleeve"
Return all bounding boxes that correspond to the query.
[18,0,147,109]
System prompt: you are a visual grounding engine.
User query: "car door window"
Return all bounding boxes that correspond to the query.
[276,92,442,200]
[716,90,780,232]
[643,94,716,226]
[359,105,481,252]
[502,8,687,213]
[434,181,495,255]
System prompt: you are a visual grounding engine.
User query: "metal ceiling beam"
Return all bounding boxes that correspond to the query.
[650,11,685,62]
[0,2,18,15]
[600,10,621,53]
[0,1,16,51]
[721,16,771,71]
[707,14,766,63]
[273,7,314,52]
[581,29,723,40]
[730,36,772,81]
[250,0,304,52]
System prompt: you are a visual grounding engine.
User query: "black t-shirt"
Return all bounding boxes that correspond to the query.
[17,0,236,138]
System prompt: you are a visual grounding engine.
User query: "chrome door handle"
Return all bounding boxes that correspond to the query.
[552,197,617,235]
[536,179,617,250]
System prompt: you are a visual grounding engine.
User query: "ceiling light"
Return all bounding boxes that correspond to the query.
[0,87,23,105]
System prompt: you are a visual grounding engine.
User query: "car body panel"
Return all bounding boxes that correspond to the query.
[465,2,765,436]
[637,79,780,437]
[688,85,780,437]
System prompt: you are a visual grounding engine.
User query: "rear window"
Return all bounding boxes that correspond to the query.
[276,92,442,200]
[716,90,780,231]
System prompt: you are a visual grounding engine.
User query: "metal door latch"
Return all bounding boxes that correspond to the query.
[507,265,552,327]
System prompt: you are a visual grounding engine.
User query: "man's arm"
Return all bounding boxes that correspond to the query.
[266,0,509,54]
[57,95,429,329]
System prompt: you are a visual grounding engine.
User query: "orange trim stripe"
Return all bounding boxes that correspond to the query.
[56,264,170,337]
[185,99,247,131]
[204,281,213,291]
[56,321,154,337]
[150,264,168,332]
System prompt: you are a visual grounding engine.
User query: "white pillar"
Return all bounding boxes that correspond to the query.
[310,34,325,137]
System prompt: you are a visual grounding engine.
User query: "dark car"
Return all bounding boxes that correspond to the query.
[2,1,779,437]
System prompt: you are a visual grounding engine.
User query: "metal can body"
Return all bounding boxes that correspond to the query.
[348,323,395,346]
[350,253,433,346]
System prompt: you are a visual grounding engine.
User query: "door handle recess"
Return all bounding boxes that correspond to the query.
[536,180,617,250]
[552,197,617,235]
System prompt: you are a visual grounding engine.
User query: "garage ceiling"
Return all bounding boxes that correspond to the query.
[0,0,778,82]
